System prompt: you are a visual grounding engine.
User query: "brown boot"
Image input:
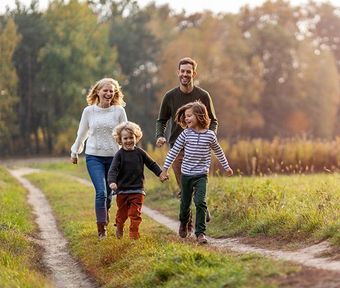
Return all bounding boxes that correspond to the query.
[178,222,188,238]
[97,222,107,240]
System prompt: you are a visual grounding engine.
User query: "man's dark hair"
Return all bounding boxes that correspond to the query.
[178,57,198,71]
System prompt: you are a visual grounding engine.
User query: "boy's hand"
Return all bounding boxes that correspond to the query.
[226,167,233,176]
[109,183,117,191]
[160,169,169,182]
[156,137,166,147]
[159,174,168,182]
[71,157,78,164]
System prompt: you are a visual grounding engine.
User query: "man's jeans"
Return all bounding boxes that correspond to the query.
[86,154,113,223]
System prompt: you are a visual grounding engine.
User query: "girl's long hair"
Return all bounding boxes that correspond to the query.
[175,100,210,129]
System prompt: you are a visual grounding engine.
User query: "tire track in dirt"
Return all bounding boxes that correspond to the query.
[9,168,97,288]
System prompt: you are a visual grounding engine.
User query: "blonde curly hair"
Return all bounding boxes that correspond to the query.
[113,121,143,145]
[86,78,126,107]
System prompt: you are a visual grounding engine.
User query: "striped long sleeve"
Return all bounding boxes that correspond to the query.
[163,129,229,176]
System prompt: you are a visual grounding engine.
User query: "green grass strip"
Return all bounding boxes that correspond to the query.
[0,166,51,287]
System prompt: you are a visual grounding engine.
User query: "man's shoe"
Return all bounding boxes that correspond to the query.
[206,209,211,222]
[178,222,188,238]
[197,234,208,244]
[187,218,194,236]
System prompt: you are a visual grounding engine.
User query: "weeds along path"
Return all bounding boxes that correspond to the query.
[70,174,340,272]
[9,168,96,288]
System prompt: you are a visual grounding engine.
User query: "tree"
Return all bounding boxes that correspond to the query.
[108,0,161,143]
[36,0,120,153]
[0,18,20,155]
[239,1,301,138]
[11,2,49,153]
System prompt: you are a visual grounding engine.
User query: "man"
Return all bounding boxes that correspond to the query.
[155,57,218,234]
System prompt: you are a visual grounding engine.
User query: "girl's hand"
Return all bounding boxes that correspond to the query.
[160,169,169,182]
[71,157,78,164]
[159,172,169,182]
[225,167,233,176]
[109,183,117,191]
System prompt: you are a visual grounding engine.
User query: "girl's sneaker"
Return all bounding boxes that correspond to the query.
[197,234,208,244]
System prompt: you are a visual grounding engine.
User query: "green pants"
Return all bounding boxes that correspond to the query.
[180,174,208,236]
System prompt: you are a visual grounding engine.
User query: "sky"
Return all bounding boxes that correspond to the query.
[0,0,339,14]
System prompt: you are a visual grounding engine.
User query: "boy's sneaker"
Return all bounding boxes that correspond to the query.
[197,234,208,244]
[178,222,188,238]
[116,225,124,239]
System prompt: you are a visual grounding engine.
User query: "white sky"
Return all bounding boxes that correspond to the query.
[0,0,339,14]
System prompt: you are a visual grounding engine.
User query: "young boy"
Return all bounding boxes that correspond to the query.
[108,121,167,240]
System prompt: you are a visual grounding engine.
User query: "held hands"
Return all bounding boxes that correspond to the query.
[156,137,166,147]
[71,157,78,164]
[225,167,233,176]
[159,168,169,182]
[109,183,117,191]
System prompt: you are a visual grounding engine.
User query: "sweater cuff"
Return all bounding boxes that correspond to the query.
[71,152,78,158]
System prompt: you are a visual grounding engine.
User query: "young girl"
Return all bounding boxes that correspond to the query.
[108,121,167,240]
[161,101,233,244]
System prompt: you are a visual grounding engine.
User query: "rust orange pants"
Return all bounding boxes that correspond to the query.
[115,193,144,240]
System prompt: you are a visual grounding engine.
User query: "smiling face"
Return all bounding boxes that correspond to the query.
[177,63,196,88]
[97,84,115,108]
[121,129,137,151]
[184,108,199,130]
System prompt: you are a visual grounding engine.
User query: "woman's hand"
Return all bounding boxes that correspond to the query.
[109,183,117,191]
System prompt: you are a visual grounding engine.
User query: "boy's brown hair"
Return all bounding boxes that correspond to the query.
[175,101,210,129]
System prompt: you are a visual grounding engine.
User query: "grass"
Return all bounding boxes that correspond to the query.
[146,171,340,246]
[25,168,299,287]
[31,159,340,246]
[0,166,51,287]
[30,158,340,246]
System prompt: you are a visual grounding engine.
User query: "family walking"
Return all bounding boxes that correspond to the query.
[70,57,233,244]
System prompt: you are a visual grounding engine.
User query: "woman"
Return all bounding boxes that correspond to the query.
[71,78,127,239]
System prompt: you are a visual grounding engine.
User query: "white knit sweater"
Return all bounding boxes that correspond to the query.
[71,104,127,158]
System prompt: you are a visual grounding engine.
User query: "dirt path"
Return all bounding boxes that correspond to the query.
[8,167,340,287]
[9,168,97,288]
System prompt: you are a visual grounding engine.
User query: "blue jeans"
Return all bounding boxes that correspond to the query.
[86,154,113,223]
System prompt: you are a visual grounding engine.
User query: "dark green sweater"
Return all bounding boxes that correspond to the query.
[156,86,218,146]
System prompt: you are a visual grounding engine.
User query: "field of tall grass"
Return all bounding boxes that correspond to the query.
[0,166,51,287]
[146,137,340,175]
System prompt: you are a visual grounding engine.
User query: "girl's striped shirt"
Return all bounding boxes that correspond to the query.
[164,128,229,176]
